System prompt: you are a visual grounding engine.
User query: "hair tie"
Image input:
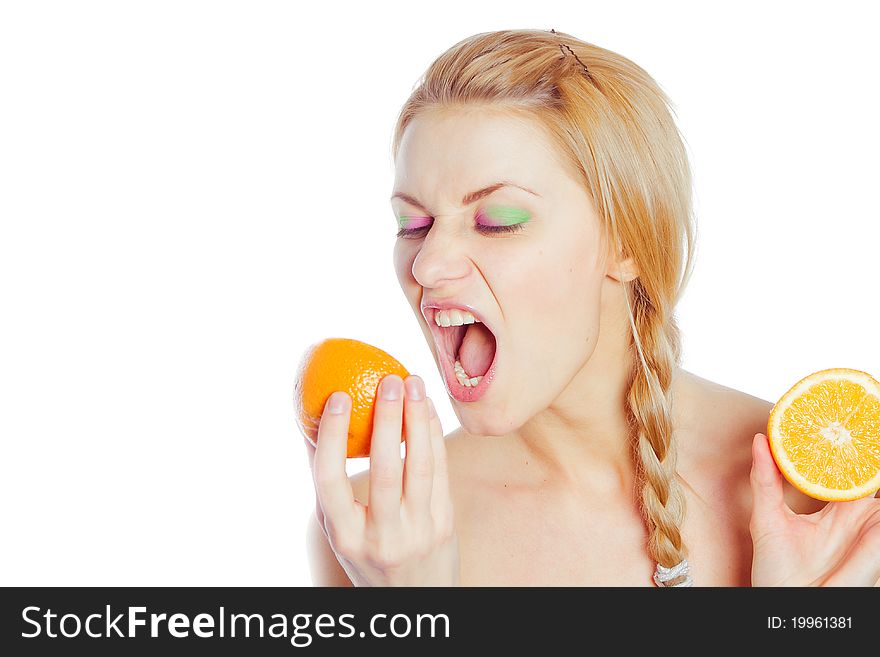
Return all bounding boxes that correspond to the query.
[653,559,693,587]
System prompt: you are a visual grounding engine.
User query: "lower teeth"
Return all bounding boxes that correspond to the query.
[454,359,484,388]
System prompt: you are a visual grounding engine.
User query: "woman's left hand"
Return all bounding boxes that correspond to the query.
[749,433,880,586]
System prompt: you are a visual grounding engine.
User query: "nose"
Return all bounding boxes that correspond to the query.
[410,222,472,289]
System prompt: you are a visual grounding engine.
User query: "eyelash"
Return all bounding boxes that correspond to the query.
[396,221,525,239]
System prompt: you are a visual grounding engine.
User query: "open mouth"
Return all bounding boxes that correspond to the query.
[426,308,499,402]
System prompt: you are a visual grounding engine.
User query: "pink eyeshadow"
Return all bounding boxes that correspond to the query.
[398,215,432,230]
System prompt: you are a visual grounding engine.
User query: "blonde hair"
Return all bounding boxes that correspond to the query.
[390,29,697,584]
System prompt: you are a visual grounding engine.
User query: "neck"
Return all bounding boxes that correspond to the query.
[509,289,684,497]
[512,339,639,495]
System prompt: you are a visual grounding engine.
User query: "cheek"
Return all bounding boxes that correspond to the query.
[512,237,603,365]
[517,238,600,316]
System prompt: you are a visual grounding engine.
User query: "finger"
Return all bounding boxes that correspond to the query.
[427,398,453,522]
[302,436,324,528]
[401,376,434,518]
[368,374,405,527]
[304,434,316,469]
[313,391,359,532]
[827,513,880,586]
[750,433,788,535]
[825,492,880,527]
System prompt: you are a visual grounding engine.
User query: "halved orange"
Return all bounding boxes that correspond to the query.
[767,368,880,501]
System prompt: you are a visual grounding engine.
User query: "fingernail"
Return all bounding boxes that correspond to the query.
[328,391,347,414]
[381,376,402,401]
[427,398,437,418]
[405,376,425,401]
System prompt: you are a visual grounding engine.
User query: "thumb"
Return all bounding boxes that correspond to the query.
[749,432,788,536]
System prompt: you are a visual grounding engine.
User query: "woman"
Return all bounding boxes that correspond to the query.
[303,29,880,586]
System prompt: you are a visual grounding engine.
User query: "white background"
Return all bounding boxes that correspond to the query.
[1,1,877,586]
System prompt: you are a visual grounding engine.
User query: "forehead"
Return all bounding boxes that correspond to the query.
[393,107,567,202]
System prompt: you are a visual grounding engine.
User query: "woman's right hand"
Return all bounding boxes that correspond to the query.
[303,374,460,586]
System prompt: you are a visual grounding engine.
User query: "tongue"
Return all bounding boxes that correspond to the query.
[458,322,495,377]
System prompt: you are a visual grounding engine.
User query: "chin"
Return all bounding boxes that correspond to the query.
[452,403,520,438]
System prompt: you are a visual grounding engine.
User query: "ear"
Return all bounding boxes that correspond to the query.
[606,255,639,283]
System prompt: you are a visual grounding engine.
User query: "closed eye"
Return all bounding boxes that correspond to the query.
[396,222,525,239]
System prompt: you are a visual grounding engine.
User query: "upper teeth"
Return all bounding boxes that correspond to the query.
[434,308,480,327]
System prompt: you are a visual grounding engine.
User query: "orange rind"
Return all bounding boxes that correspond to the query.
[767,368,880,501]
[294,338,410,458]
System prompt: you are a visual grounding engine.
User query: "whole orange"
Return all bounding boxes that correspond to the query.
[294,337,410,458]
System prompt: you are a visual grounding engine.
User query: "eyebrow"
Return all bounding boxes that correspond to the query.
[390,181,541,212]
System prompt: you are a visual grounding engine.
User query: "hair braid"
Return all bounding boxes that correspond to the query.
[623,277,689,584]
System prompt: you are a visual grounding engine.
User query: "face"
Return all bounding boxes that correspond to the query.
[391,107,621,436]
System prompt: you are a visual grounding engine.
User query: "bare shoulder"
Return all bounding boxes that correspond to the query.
[677,368,827,515]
